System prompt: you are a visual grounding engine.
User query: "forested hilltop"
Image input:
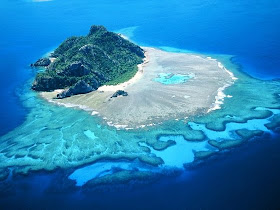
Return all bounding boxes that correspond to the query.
[31,25,145,97]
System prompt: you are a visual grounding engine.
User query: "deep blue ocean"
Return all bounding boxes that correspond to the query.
[0,0,280,209]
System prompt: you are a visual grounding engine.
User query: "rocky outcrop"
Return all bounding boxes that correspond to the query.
[64,62,90,77]
[31,58,51,67]
[88,25,107,36]
[57,80,94,99]
[79,44,94,54]
[91,77,100,90]
[92,71,108,82]
[31,75,62,91]
[111,90,128,98]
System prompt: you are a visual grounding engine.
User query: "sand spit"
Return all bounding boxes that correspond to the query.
[41,47,235,129]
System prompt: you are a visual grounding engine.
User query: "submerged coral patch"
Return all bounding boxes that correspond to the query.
[69,160,154,186]
[139,135,217,168]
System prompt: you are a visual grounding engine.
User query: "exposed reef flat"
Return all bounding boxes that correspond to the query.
[0,52,279,185]
[41,47,235,129]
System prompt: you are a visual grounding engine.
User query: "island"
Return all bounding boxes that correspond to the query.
[31,25,145,98]
[32,25,236,129]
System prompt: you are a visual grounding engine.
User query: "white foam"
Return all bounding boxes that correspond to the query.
[207,58,238,113]
[217,61,238,80]
[91,111,99,115]
[114,124,128,129]
[207,84,232,112]
[49,99,93,112]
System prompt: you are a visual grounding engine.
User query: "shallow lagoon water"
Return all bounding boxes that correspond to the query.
[189,108,279,141]
[154,73,195,85]
[0,0,280,208]
[69,160,154,187]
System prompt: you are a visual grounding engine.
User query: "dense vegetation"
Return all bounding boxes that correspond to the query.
[32,25,145,91]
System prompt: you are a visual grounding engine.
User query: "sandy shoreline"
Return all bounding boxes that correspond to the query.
[41,47,236,129]
[98,51,149,92]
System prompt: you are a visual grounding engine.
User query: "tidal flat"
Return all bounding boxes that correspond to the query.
[41,47,234,129]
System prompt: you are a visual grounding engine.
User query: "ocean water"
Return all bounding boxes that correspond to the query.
[0,0,280,209]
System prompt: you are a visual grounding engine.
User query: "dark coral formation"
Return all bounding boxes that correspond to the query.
[111,90,128,98]
[31,58,51,67]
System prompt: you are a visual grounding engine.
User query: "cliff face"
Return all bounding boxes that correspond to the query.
[31,25,144,97]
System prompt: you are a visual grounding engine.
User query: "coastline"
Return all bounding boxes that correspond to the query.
[39,50,149,122]
[40,47,236,129]
[98,51,149,92]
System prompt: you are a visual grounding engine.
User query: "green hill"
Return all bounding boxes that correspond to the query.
[31,25,145,95]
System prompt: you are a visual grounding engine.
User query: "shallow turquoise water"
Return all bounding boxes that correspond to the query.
[154,73,194,85]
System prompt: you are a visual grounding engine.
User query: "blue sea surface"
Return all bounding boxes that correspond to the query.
[0,0,280,208]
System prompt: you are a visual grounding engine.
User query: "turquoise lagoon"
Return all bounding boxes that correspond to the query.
[154,73,195,85]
